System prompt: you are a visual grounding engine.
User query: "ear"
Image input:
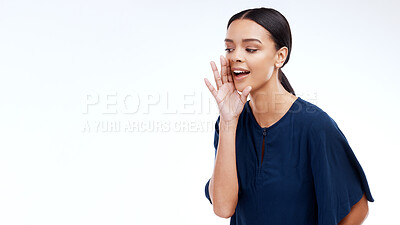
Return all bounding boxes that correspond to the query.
[275,46,288,68]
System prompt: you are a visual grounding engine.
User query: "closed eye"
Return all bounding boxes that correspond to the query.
[224,48,258,53]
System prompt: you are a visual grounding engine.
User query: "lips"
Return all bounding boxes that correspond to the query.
[231,67,250,79]
[233,71,250,80]
[232,71,250,76]
[231,67,250,72]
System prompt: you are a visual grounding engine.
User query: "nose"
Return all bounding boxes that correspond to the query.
[227,56,243,64]
[229,49,244,63]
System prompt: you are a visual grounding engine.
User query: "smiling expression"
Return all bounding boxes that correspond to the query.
[225,19,287,92]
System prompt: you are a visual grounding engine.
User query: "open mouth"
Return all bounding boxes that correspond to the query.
[232,70,250,79]
[233,70,250,76]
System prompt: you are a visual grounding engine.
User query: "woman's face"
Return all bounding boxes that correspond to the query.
[225,19,286,92]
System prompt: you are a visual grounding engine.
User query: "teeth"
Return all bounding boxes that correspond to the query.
[233,70,248,73]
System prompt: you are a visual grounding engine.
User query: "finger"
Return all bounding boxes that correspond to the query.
[240,86,252,104]
[220,55,228,84]
[210,61,223,89]
[204,78,218,99]
[226,58,233,83]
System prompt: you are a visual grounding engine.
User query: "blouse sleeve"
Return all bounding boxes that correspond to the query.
[309,112,374,225]
[205,116,220,205]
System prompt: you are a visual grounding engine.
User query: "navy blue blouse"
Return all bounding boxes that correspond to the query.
[204,96,374,225]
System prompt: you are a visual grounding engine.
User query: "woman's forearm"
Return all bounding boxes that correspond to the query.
[209,118,239,218]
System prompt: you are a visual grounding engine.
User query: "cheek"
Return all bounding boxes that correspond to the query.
[251,53,274,69]
[251,56,274,76]
[253,65,274,80]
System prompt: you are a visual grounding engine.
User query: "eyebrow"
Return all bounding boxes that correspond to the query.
[224,38,262,44]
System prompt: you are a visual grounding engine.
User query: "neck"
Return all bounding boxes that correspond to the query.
[248,69,296,127]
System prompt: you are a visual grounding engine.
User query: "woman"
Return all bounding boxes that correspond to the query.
[203,7,374,225]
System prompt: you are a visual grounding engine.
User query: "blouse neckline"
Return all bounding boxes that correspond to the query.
[246,96,301,131]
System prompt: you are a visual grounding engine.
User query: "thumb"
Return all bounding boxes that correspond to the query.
[240,86,252,102]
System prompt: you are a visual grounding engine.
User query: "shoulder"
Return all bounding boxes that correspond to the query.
[295,97,340,134]
[300,101,350,150]
[292,97,331,127]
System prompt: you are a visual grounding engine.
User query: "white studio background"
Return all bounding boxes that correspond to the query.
[0,0,399,224]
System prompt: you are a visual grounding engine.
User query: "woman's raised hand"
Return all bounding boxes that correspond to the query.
[204,55,252,123]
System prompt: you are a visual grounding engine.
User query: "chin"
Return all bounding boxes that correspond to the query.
[234,82,246,93]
